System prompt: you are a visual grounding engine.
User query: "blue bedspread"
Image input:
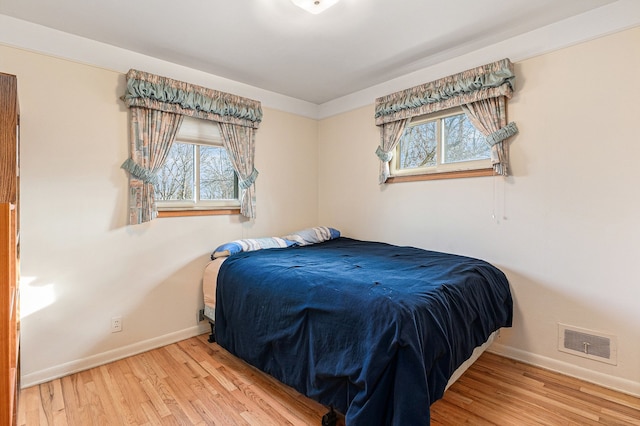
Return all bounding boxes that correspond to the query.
[215,237,512,425]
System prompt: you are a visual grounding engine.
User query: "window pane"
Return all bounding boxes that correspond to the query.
[398,121,437,169]
[155,143,194,201]
[199,146,237,200]
[442,113,490,164]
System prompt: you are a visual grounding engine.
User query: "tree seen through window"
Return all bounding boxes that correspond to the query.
[155,142,237,203]
[397,111,489,171]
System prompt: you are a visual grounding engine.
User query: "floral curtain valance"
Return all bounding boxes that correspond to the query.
[374,58,515,126]
[124,69,263,129]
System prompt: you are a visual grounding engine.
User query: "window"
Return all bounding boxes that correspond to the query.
[391,108,491,178]
[155,117,239,210]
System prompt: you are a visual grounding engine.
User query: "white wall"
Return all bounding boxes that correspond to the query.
[318,28,640,396]
[0,45,319,386]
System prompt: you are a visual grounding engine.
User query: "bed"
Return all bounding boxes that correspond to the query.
[203,228,513,425]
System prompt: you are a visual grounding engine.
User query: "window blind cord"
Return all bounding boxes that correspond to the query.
[492,174,506,224]
[492,174,499,224]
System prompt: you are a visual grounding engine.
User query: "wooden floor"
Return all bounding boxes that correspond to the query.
[18,334,640,425]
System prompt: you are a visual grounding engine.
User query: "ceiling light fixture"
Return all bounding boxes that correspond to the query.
[291,0,340,14]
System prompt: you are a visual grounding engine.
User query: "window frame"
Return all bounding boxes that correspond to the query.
[156,117,240,214]
[389,107,494,182]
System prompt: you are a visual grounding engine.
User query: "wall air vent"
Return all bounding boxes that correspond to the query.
[558,324,617,365]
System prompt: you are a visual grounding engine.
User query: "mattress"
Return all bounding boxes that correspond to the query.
[202,257,224,322]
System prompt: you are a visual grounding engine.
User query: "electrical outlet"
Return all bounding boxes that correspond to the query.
[111,316,122,333]
[198,309,205,322]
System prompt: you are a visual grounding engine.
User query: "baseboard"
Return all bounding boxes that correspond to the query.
[489,343,640,398]
[21,323,210,388]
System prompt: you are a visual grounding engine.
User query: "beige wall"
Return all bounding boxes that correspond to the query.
[2,25,639,396]
[318,28,640,395]
[0,45,319,385]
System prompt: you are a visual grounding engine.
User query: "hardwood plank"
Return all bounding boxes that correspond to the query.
[200,360,238,392]
[19,335,640,425]
[191,336,329,424]
[58,374,88,426]
[37,379,66,425]
[430,398,493,426]
[161,375,207,424]
[18,385,47,426]
[446,380,547,425]
[190,376,247,425]
[581,385,640,411]
[434,353,640,425]
[50,409,69,426]
[138,400,164,425]
[95,363,139,425]
[86,369,120,424]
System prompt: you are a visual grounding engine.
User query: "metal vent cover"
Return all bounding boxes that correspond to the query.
[558,324,617,365]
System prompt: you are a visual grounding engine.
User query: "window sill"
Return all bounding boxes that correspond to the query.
[387,168,494,183]
[158,208,241,218]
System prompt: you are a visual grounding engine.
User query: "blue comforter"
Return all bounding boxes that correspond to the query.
[215,237,512,425]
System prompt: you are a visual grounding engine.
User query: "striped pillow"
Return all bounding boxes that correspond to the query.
[211,237,294,259]
[281,226,340,246]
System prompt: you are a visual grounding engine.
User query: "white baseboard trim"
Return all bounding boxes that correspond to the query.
[21,323,211,388]
[489,343,640,398]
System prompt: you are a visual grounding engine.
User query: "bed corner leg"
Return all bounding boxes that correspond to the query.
[207,321,216,343]
[321,405,337,426]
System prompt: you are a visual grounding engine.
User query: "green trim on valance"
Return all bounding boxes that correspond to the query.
[124,69,263,129]
[375,58,515,126]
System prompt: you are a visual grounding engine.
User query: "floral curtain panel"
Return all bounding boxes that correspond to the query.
[121,69,263,223]
[462,97,518,176]
[122,108,183,224]
[376,118,410,184]
[218,122,259,219]
[374,58,518,180]
[218,123,259,218]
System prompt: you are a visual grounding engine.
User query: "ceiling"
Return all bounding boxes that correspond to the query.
[0,0,621,104]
